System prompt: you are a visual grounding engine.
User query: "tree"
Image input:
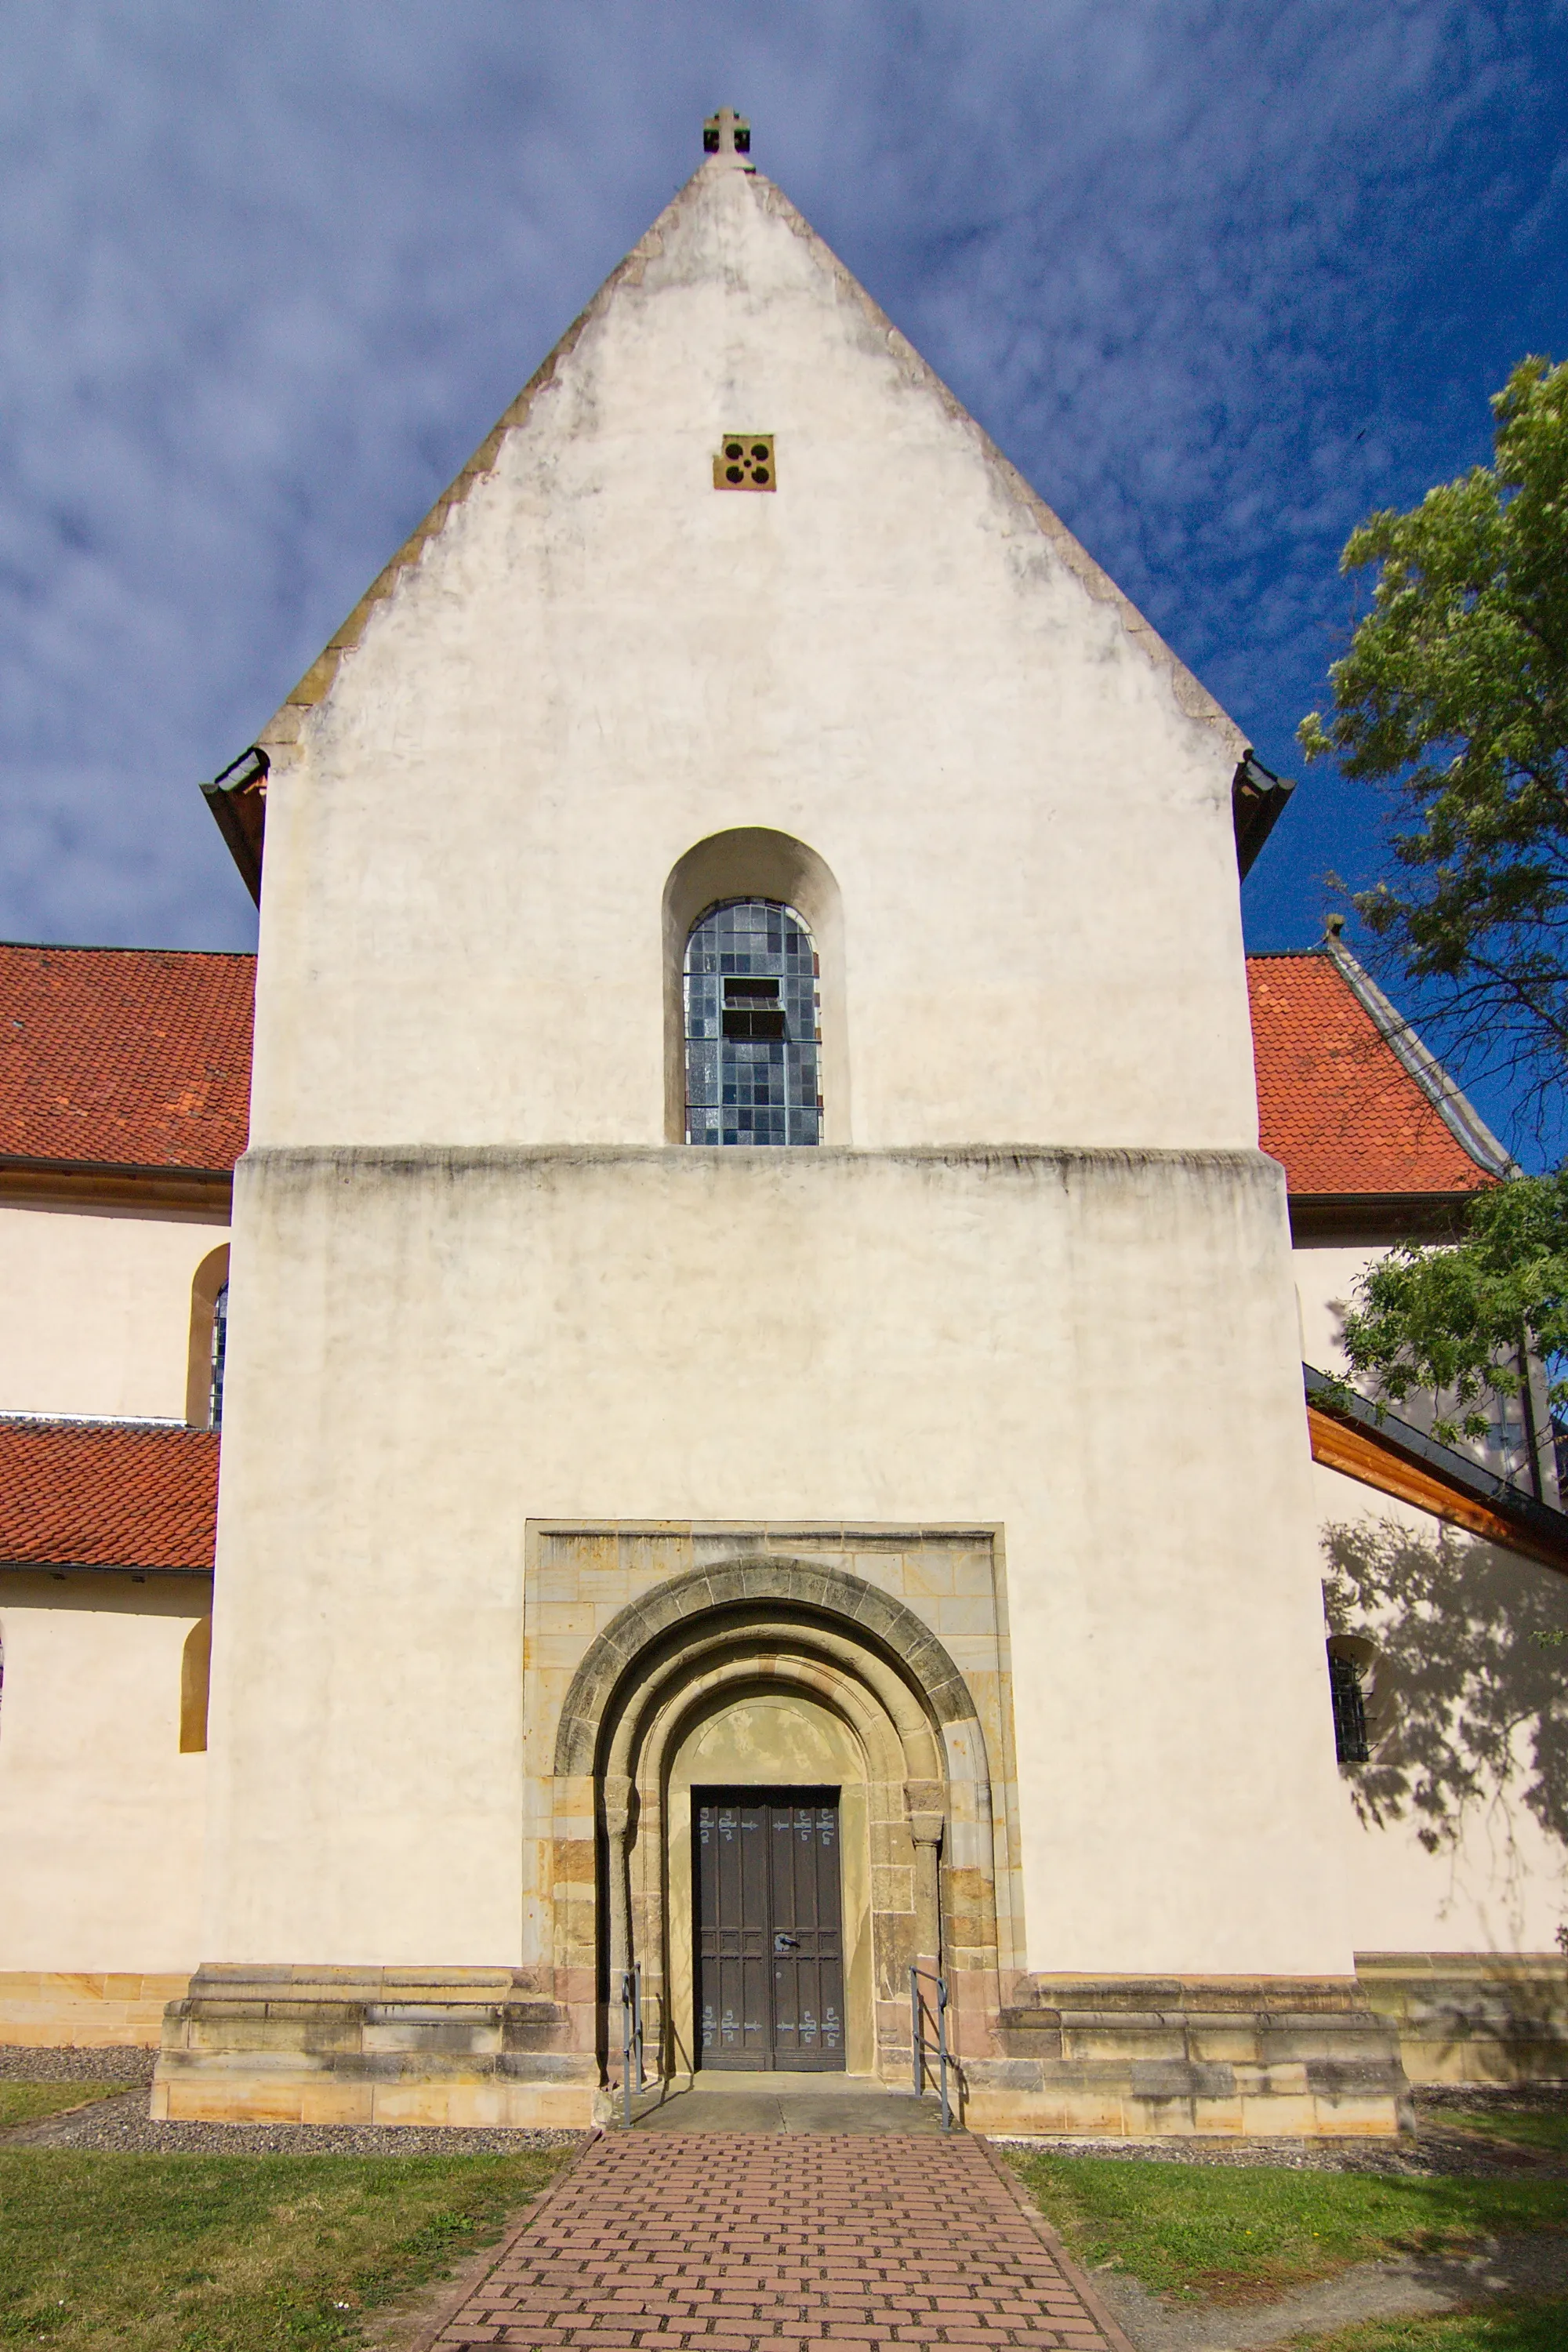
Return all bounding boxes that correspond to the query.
[1335,1168,1568,1490]
[1302,368,1568,1953]
[1299,355,1568,1136]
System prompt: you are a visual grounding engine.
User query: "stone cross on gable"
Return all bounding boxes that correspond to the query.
[703,107,752,162]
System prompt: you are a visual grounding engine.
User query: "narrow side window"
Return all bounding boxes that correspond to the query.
[1327,1646,1370,1766]
[185,1247,230,1428]
[209,1283,229,1431]
[180,1617,212,1754]
[684,898,822,1146]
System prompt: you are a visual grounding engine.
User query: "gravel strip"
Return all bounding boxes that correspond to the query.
[992,2134,1440,2172]
[0,2044,156,2083]
[1,2089,587,2155]
[1421,2080,1568,2115]
[43,2108,1527,2169]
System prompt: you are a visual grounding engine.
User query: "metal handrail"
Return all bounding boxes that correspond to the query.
[619,1963,644,2128]
[909,1963,951,2132]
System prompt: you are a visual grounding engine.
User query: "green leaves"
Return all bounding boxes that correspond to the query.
[1338,1171,1568,1443]
[1300,357,1568,1116]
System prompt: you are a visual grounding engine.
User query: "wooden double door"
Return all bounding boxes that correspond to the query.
[694,1788,845,2071]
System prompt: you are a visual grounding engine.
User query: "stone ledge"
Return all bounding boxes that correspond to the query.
[241,1143,1284,1185]
[1357,1952,1568,2084]
[149,2068,595,2129]
[0,1971,191,2049]
[1004,1974,1384,2016]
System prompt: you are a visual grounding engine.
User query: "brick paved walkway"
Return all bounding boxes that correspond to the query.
[423,2132,1129,2350]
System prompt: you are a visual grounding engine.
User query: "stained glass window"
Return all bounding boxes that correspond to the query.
[684,899,822,1147]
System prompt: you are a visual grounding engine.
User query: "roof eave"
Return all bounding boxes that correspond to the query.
[0,1557,214,1578]
[1304,1363,1568,1573]
[0,1152,235,1184]
[201,748,268,906]
[1287,1189,1489,1243]
[1232,753,1296,879]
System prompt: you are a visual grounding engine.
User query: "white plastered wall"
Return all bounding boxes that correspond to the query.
[0,1576,209,1968]
[204,1144,1354,1980]
[249,159,1255,1158]
[0,1201,229,1421]
[1316,1461,1568,1953]
[1294,1240,1376,1379]
[1297,1235,1537,1484]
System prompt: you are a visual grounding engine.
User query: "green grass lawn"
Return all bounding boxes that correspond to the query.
[1009,2151,1568,2305]
[1279,2306,1568,2350]
[0,2145,568,2351]
[1440,2107,1568,2158]
[0,2085,136,2131]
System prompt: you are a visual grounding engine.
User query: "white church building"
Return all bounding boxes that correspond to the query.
[2,115,1566,2135]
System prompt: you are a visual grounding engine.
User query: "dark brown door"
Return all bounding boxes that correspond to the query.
[694,1788,845,2071]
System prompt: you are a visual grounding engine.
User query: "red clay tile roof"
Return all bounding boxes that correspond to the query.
[0,1421,218,1571]
[0,943,252,1172]
[1247,949,1497,1197]
[0,940,1494,1200]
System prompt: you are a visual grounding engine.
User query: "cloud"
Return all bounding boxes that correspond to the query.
[1,0,1566,967]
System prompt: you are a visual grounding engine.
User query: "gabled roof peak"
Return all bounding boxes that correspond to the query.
[232,136,1245,804]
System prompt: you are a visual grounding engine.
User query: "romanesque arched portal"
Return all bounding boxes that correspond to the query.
[535,1535,1020,2092]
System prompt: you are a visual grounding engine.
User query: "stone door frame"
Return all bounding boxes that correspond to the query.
[525,1526,1022,2091]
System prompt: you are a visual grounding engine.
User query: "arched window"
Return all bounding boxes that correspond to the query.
[209,1283,229,1431]
[663,831,847,1145]
[684,900,822,1146]
[180,1616,212,1753]
[185,1246,230,1428]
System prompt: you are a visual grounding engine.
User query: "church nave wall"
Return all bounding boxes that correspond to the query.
[0,1200,229,1425]
[0,1573,209,1980]
[1314,1460,1568,1964]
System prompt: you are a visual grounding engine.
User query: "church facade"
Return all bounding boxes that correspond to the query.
[3,118,1567,2134]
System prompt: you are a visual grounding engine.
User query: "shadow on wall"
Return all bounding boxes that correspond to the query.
[1323,1517,1568,1882]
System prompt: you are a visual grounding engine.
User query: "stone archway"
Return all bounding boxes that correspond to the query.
[546,1552,1004,2089]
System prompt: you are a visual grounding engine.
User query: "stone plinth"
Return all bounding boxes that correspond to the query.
[1358,1952,1568,2085]
[971,1973,1410,2137]
[151,1965,597,2128]
[153,1963,1417,2136]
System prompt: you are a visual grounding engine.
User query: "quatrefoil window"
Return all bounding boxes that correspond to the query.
[713,436,775,492]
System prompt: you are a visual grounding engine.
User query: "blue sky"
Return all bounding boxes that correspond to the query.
[3,3,1566,1132]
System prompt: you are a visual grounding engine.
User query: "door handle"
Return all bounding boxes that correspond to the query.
[773,1933,799,1952]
